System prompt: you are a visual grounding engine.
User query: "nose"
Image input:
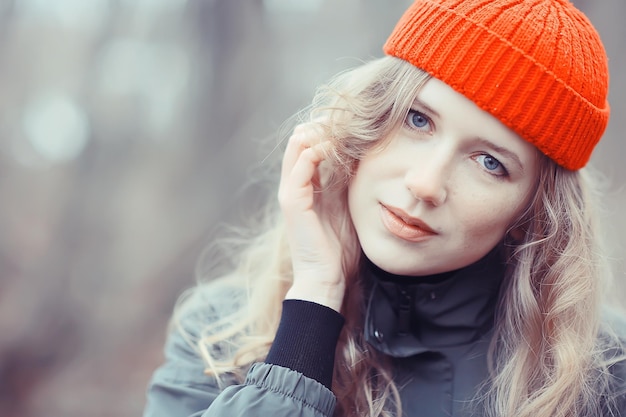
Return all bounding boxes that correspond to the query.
[404,152,450,206]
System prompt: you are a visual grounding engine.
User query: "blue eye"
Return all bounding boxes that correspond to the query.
[476,154,508,176]
[405,110,431,131]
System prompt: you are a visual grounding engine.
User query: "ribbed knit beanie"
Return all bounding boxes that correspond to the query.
[384,0,610,170]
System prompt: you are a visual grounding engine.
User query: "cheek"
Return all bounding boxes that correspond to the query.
[348,155,388,199]
[347,172,371,224]
[459,196,524,241]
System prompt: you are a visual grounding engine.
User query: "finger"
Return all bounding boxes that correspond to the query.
[281,123,326,177]
[279,142,332,211]
[281,143,325,202]
[290,144,326,188]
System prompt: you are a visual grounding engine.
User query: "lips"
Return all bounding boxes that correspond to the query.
[380,204,437,242]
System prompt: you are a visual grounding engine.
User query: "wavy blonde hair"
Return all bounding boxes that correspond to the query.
[172,57,621,417]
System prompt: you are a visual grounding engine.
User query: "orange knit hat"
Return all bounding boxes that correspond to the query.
[384,0,610,170]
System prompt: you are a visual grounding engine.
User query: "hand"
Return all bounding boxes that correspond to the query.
[278,122,346,312]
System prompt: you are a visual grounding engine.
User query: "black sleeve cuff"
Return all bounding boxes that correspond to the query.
[265,299,345,390]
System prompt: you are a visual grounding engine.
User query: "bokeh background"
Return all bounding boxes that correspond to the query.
[0,1,623,416]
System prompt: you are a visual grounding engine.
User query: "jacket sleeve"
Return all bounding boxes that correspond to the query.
[609,358,626,416]
[142,326,226,417]
[143,284,342,417]
[601,307,626,416]
[206,363,336,417]
[143,326,336,417]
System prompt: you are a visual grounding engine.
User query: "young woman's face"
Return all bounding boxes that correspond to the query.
[348,76,539,276]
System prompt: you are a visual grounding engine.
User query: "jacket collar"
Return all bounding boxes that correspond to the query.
[363,248,505,357]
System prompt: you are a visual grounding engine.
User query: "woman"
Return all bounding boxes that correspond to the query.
[143,0,626,416]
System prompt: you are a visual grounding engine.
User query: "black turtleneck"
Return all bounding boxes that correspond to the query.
[266,248,506,392]
[364,248,505,357]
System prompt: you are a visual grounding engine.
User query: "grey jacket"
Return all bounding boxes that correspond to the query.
[143,257,626,417]
[143,282,337,417]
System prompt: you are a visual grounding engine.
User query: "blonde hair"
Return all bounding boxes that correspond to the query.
[484,157,620,417]
[172,57,621,417]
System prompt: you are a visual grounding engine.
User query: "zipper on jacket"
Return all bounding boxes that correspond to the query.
[396,286,413,337]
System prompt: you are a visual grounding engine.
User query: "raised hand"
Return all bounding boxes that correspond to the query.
[278,122,346,312]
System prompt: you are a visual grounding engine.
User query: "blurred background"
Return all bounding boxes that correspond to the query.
[0,0,623,416]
